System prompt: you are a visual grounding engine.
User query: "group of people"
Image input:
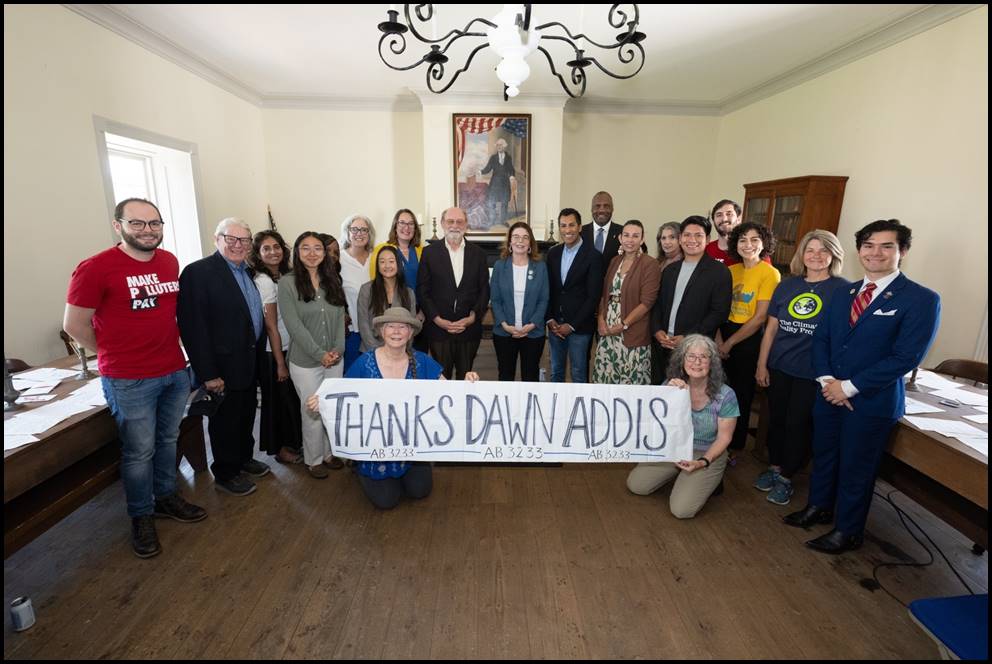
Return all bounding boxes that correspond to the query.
[63,192,939,559]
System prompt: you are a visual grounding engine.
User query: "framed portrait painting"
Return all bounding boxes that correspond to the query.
[452,113,531,235]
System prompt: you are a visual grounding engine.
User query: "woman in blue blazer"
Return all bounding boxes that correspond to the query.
[490,222,549,382]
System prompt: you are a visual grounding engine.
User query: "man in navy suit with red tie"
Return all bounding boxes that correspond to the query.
[785,220,941,553]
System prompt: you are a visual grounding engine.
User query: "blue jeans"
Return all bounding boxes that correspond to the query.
[548,332,592,383]
[102,368,191,517]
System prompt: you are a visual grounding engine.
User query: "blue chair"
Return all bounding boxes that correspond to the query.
[908,594,988,660]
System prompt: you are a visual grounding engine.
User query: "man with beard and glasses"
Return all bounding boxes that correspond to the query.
[65,198,206,559]
[416,206,490,379]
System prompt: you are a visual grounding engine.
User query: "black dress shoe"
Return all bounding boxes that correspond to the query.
[783,504,834,528]
[806,529,864,554]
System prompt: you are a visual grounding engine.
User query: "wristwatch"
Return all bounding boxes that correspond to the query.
[621,321,629,331]
[697,457,711,468]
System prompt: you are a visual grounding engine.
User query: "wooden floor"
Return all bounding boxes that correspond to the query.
[4,343,988,659]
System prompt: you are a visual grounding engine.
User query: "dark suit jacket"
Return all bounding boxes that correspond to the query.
[580,221,622,260]
[650,253,732,339]
[177,251,264,391]
[812,272,940,420]
[481,153,514,203]
[545,240,604,335]
[416,240,491,342]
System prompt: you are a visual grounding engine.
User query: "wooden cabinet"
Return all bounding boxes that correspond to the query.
[742,175,848,273]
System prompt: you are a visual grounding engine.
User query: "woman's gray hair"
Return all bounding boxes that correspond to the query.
[789,229,844,277]
[666,334,725,399]
[215,217,251,237]
[340,214,376,250]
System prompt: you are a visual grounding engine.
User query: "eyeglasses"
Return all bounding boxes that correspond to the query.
[119,218,164,231]
[685,353,711,364]
[349,227,370,236]
[396,221,416,229]
[220,234,252,247]
[510,234,530,242]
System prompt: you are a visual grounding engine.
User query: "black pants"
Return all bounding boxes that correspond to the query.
[358,463,433,510]
[766,368,818,478]
[207,387,258,482]
[257,351,302,456]
[493,335,545,382]
[651,340,672,385]
[429,337,481,380]
[720,321,762,451]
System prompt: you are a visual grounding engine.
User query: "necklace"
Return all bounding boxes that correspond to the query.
[804,275,829,294]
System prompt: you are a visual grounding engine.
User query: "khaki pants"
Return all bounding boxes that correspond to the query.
[626,451,728,519]
[289,362,343,467]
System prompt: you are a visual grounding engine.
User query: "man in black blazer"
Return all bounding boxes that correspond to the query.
[417,207,491,379]
[651,215,733,383]
[546,208,604,383]
[579,191,623,259]
[178,218,269,496]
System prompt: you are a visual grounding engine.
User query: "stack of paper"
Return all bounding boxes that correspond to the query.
[904,415,988,456]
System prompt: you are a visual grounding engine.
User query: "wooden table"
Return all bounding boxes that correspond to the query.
[4,356,206,557]
[879,381,988,549]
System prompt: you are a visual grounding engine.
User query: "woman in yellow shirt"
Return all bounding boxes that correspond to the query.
[716,222,780,460]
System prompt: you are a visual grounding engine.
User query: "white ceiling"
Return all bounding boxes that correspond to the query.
[70,4,979,112]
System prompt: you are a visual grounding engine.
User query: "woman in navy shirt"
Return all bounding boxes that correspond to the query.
[754,230,849,505]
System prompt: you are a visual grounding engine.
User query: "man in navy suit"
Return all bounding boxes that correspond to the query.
[546,208,604,382]
[579,191,622,259]
[785,220,940,553]
[178,218,270,497]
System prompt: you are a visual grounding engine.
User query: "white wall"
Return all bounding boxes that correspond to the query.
[261,107,424,246]
[560,112,720,246]
[710,7,988,364]
[3,4,268,364]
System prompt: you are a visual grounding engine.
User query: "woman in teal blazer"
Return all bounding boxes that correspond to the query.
[490,222,549,382]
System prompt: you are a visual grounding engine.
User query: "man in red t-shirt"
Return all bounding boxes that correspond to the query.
[64,198,206,559]
[705,199,743,265]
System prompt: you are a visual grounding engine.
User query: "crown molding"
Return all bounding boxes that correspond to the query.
[63,4,261,106]
[564,98,722,116]
[720,4,984,114]
[260,95,422,112]
[411,89,570,109]
[65,3,984,117]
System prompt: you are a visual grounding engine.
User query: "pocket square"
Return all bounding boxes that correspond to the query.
[873,309,897,316]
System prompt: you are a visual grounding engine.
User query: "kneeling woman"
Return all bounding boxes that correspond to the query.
[626,334,739,518]
[308,307,478,509]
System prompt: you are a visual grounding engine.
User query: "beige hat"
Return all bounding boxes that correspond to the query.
[372,306,422,334]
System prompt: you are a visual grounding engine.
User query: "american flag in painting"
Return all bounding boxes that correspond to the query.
[455,116,528,163]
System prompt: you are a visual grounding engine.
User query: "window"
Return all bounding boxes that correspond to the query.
[95,119,204,269]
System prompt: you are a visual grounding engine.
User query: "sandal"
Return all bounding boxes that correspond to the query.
[323,456,344,470]
[276,448,304,464]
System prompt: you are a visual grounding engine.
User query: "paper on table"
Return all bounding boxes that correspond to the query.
[904,416,988,439]
[14,367,78,382]
[976,406,989,413]
[20,382,60,396]
[912,370,964,391]
[18,394,57,403]
[904,397,944,415]
[4,434,39,451]
[963,414,989,424]
[3,397,100,435]
[931,388,989,407]
[954,436,988,456]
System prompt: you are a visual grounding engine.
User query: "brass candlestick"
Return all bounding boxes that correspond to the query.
[4,357,22,412]
[431,216,439,240]
[75,345,96,380]
[905,366,920,392]
[547,218,555,242]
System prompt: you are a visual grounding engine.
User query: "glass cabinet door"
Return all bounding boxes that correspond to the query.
[771,194,803,268]
[745,197,770,224]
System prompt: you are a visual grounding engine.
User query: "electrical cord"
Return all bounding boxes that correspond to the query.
[868,488,977,607]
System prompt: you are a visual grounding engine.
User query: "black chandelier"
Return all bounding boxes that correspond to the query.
[377,4,646,100]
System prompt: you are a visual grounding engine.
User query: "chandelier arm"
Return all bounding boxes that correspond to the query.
[533,23,634,51]
[405,4,496,44]
[584,42,646,80]
[438,31,490,56]
[378,33,433,71]
[426,43,493,94]
[535,46,586,98]
[607,4,640,30]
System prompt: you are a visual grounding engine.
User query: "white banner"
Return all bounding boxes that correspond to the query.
[316,378,694,463]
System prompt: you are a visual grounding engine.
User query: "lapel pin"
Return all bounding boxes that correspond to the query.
[883,291,893,299]
[849,288,856,295]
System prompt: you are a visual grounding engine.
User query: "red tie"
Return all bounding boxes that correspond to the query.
[849,282,877,326]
